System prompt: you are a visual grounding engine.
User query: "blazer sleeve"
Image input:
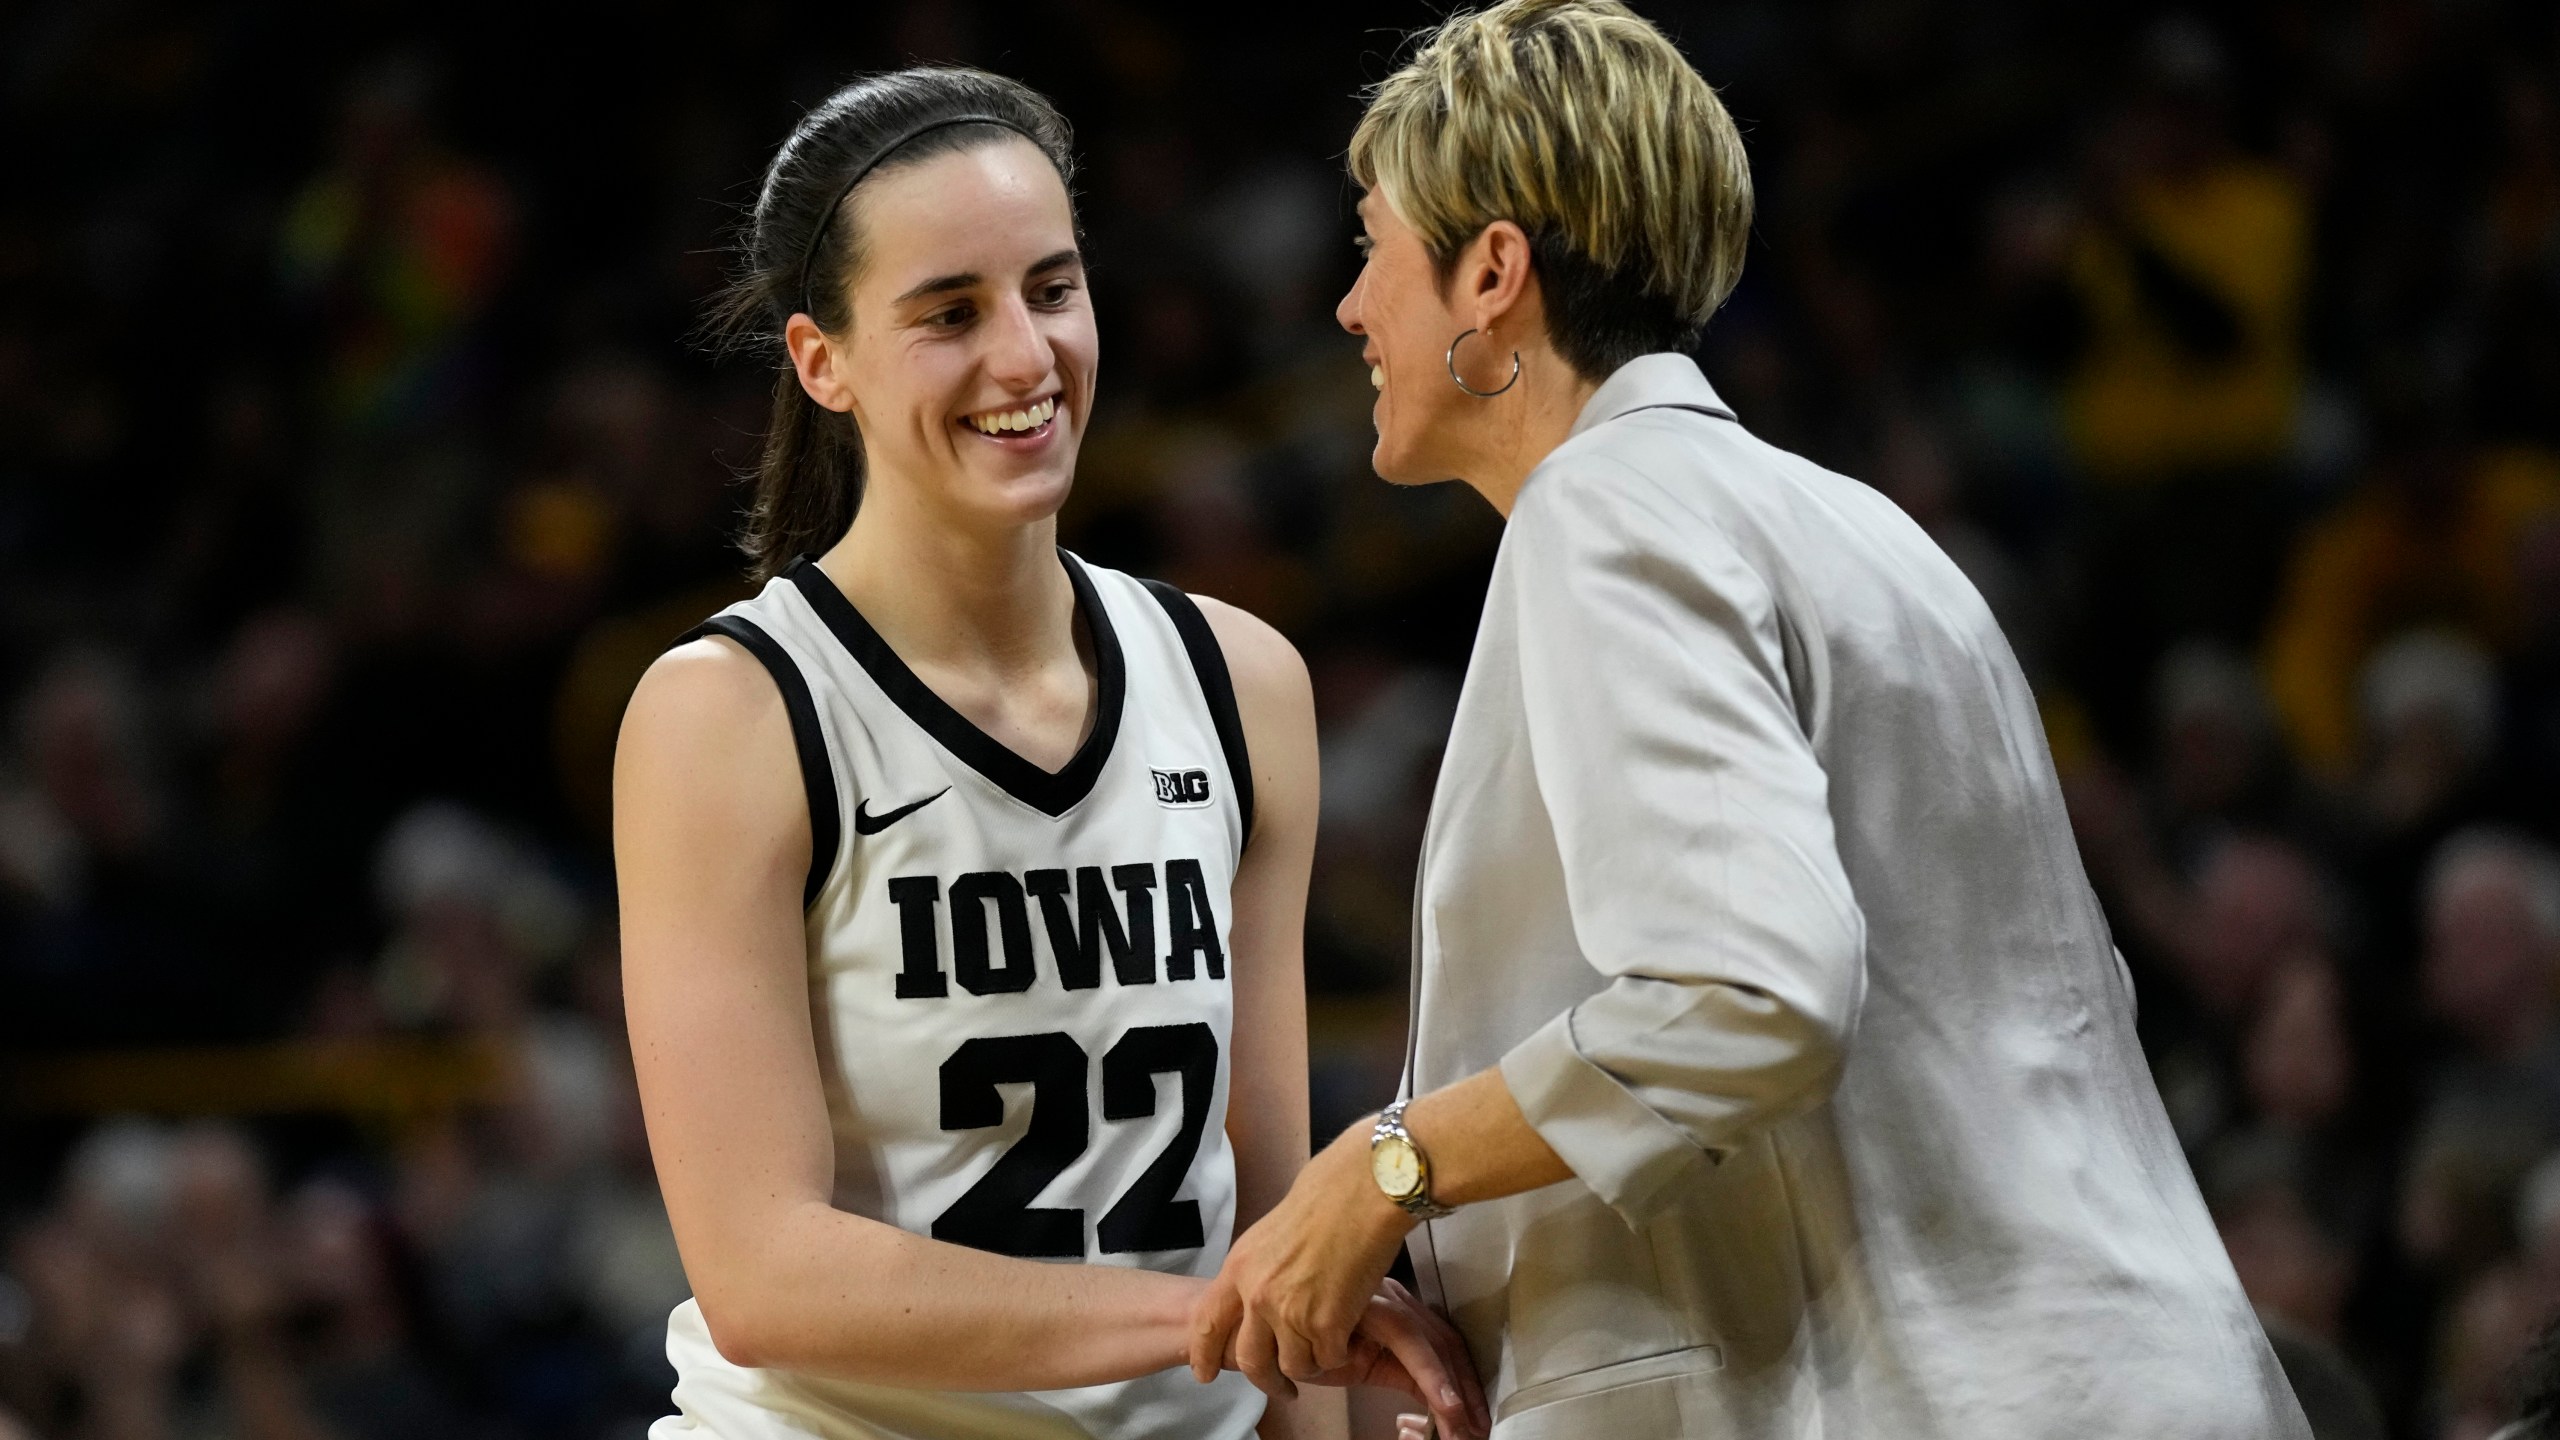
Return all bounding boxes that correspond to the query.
[1496,453,1868,1225]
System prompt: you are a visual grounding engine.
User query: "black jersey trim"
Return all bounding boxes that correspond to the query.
[784,552,1125,819]
[677,615,840,910]
[1138,579,1256,851]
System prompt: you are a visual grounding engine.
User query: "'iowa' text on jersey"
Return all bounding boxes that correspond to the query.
[884,859,1228,999]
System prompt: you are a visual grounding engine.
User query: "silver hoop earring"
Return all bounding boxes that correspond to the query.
[1446,328,1521,398]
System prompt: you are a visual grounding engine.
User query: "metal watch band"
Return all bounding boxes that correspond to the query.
[1373,1099,1457,1220]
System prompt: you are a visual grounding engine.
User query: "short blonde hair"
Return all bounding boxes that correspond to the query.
[1349,0,1752,379]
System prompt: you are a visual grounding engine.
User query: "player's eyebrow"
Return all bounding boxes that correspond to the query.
[894,249,1082,305]
[1024,248,1081,279]
[894,271,980,304]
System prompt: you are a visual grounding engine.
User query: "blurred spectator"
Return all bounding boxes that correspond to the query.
[1147,435,1318,635]
[2358,630,2504,838]
[2440,1259,2554,1440]
[1195,159,1346,368]
[2153,641,2298,844]
[2420,833,2560,1074]
[2064,18,2309,482]
[2211,1135,2360,1342]
[2401,831,2560,1282]
[2346,631,2518,1002]
[2052,17,2312,747]
[268,1177,482,1440]
[0,649,252,1046]
[6,651,162,906]
[1,1120,484,1438]
[2247,954,2357,1134]
[176,608,373,1021]
[2264,387,2560,779]
[277,57,511,437]
[279,56,515,618]
[2086,826,2330,1031]
[1307,651,1458,991]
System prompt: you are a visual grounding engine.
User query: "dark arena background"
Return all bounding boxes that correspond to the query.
[5,1,2560,1436]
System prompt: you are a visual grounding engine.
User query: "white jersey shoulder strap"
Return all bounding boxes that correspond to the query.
[1133,577,1256,846]
[675,609,842,909]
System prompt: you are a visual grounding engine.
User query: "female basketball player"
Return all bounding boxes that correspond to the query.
[613,68,1482,1440]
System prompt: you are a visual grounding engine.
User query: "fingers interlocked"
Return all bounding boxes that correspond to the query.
[1190,1274,1489,1440]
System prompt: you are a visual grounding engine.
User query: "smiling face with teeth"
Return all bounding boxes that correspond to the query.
[783,138,1095,535]
[1338,189,1502,490]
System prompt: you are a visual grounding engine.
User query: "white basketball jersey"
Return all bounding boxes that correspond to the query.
[650,553,1265,1440]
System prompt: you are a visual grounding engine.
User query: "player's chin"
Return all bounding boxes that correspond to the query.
[961,459,1078,526]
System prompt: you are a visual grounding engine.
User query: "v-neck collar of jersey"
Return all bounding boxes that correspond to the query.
[786,550,1124,818]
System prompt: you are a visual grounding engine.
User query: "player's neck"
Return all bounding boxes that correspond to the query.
[820,491,1076,682]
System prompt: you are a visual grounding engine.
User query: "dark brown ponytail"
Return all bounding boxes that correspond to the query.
[711,68,1076,581]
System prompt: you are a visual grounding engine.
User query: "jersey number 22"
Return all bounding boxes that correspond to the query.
[933,1022,1216,1258]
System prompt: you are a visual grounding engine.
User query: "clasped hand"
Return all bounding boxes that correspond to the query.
[1188,1123,1490,1440]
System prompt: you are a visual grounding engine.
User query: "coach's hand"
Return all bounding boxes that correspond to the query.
[1203,1278,1486,1440]
[1189,1121,1489,1438]
[1305,1279,1486,1440]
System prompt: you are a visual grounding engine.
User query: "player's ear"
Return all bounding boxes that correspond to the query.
[785,312,857,414]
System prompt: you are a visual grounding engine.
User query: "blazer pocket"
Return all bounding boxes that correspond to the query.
[1494,1342,1724,1424]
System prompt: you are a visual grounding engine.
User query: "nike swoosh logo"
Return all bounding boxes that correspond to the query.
[853,787,950,835]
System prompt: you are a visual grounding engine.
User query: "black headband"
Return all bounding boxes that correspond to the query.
[794,112,1040,318]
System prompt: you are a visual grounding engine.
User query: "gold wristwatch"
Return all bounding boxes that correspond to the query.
[1370,1099,1456,1220]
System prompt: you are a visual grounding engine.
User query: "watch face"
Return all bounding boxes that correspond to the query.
[1372,1136,1423,1199]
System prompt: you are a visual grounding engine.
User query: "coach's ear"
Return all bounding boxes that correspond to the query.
[1450,219,1538,340]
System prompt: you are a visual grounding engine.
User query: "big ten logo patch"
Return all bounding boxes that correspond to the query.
[1151,767,1212,807]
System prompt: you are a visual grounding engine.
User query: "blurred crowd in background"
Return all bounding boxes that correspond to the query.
[3,0,2559,1436]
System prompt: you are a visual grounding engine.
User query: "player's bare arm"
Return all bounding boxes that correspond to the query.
[617,637,1206,1389]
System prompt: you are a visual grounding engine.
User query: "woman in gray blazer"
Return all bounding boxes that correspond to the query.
[1189,2,2313,1436]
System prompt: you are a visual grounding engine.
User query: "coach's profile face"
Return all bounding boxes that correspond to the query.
[1338,190,1480,488]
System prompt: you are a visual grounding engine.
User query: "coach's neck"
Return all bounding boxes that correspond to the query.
[1451,338,1597,519]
